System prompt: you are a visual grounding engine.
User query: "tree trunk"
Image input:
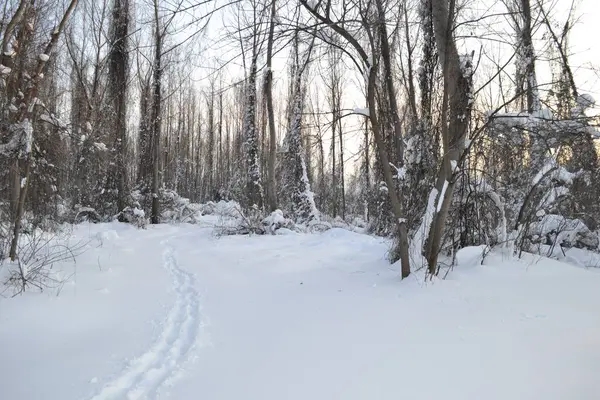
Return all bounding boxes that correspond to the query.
[264,0,278,211]
[337,112,345,220]
[108,0,130,214]
[151,0,162,224]
[424,0,473,274]
[243,58,264,209]
[375,0,410,278]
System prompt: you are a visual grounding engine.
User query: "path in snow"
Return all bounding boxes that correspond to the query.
[88,237,205,400]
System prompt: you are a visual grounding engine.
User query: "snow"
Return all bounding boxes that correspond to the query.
[299,154,320,224]
[39,113,57,125]
[2,222,600,399]
[450,159,458,172]
[437,180,449,212]
[532,158,576,186]
[411,187,439,263]
[21,118,33,154]
[459,52,474,78]
[390,163,406,180]
[93,142,108,151]
[262,209,294,234]
[353,107,370,117]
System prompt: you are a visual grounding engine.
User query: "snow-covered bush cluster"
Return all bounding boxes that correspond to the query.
[215,204,373,237]
[528,214,599,250]
[123,189,242,226]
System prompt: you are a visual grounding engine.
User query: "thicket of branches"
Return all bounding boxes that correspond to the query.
[1,0,598,278]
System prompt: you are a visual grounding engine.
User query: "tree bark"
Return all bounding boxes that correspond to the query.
[375,0,410,277]
[264,0,278,211]
[108,0,130,214]
[423,0,472,274]
[151,0,162,224]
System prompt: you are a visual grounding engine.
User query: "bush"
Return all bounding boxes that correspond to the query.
[528,214,599,250]
[1,228,88,296]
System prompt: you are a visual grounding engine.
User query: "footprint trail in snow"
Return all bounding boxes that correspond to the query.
[88,238,205,400]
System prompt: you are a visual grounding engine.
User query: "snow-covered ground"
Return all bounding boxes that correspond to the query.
[1,222,600,400]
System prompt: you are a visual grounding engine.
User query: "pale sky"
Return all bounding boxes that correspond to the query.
[568,0,600,102]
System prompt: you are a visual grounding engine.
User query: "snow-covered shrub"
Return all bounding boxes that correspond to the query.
[214,205,266,236]
[528,214,599,250]
[201,200,241,218]
[119,206,147,228]
[261,209,295,234]
[1,228,88,296]
[158,189,205,223]
[73,206,102,224]
[305,218,332,233]
[329,216,349,229]
[124,189,247,227]
[351,216,368,229]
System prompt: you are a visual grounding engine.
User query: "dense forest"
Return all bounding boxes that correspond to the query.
[1,0,598,280]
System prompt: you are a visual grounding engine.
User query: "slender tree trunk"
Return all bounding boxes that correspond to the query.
[243,58,264,209]
[151,0,162,224]
[403,2,418,119]
[264,0,277,211]
[364,119,370,222]
[207,87,215,195]
[520,0,539,114]
[375,0,410,277]
[331,98,337,217]
[337,113,345,220]
[218,85,224,194]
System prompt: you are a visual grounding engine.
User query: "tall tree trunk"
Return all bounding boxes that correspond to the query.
[423,0,473,274]
[264,0,277,211]
[207,86,215,196]
[108,0,130,214]
[363,119,370,222]
[218,85,224,194]
[520,0,539,114]
[375,0,410,277]
[150,0,162,224]
[243,58,264,209]
[337,112,345,220]
[331,95,337,217]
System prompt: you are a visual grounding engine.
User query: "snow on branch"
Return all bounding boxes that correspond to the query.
[353,107,370,117]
